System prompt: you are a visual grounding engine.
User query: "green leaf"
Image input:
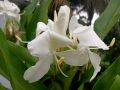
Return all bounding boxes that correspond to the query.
[94,0,120,39]
[0,29,48,90]
[0,83,8,90]
[58,67,78,90]
[20,0,37,26]
[26,0,51,40]
[110,75,120,90]
[0,50,9,79]
[7,41,37,67]
[93,56,120,90]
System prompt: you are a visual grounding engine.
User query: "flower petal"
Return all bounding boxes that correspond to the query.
[88,50,101,81]
[54,5,70,35]
[23,56,53,83]
[56,47,89,66]
[4,0,20,14]
[74,26,109,50]
[69,15,80,33]
[0,14,8,30]
[49,31,72,50]
[36,22,49,36]
[28,31,50,58]
[47,19,54,31]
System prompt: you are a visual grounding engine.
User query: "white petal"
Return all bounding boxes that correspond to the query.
[0,75,12,89]
[28,31,50,58]
[69,15,80,33]
[0,0,20,21]
[49,31,72,50]
[74,26,109,50]
[88,50,101,81]
[0,14,7,30]
[24,56,53,83]
[4,0,20,14]
[47,19,54,31]
[54,5,70,35]
[36,22,49,36]
[54,10,57,22]
[56,47,89,66]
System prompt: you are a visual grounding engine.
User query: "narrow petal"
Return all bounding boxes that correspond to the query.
[0,14,8,30]
[69,15,80,34]
[47,19,54,31]
[74,26,109,50]
[28,31,50,58]
[88,50,101,81]
[54,10,57,22]
[49,31,72,50]
[36,22,49,36]
[54,5,70,35]
[24,56,53,83]
[56,47,89,66]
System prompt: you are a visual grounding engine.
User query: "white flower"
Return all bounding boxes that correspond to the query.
[23,5,71,83]
[0,0,20,30]
[56,15,109,81]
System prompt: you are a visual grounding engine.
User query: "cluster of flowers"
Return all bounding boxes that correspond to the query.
[23,5,109,83]
[0,0,109,83]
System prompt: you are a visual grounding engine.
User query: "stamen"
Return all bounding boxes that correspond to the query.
[15,35,29,43]
[67,45,74,50]
[108,37,115,48]
[57,63,69,77]
[58,57,64,65]
[20,10,25,15]
[54,55,68,77]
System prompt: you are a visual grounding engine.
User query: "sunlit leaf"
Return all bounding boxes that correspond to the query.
[94,0,120,39]
[26,0,51,40]
[110,75,120,90]
[93,56,120,90]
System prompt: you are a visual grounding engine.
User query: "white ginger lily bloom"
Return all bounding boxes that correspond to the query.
[23,5,71,83]
[0,0,20,30]
[56,15,109,81]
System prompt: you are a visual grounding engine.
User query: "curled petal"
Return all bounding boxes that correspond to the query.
[4,0,20,14]
[23,57,52,83]
[54,5,70,35]
[74,26,109,50]
[88,50,101,81]
[47,19,54,31]
[36,22,49,36]
[28,31,50,58]
[56,47,89,66]
[0,0,20,17]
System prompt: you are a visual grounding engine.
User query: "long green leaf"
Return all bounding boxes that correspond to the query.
[0,51,9,79]
[0,29,47,90]
[94,0,120,39]
[8,41,37,67]
[93,56,120,90]
[0,83,8,90]
[26,0,51,40]
[110,75,120,90]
